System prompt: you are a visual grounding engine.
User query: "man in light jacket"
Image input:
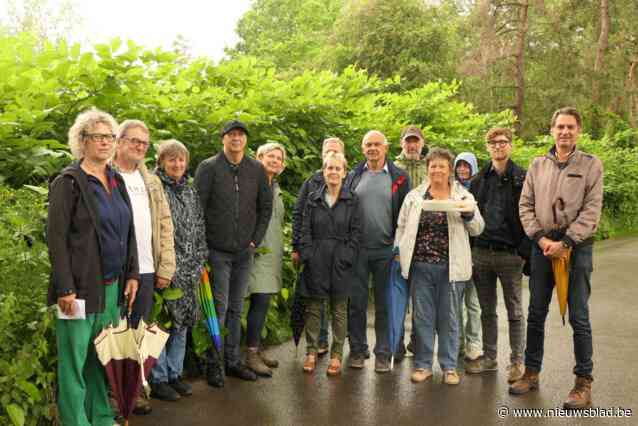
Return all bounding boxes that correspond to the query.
[509,107,603,411]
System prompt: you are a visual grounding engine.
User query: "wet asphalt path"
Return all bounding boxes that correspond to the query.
[133,237,638,426]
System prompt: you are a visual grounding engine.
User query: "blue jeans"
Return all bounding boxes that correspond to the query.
[525,244,593,377]
[348,245,393,359]
[151,327,188,383]
[208,247,253,367]
[411,262,465,371]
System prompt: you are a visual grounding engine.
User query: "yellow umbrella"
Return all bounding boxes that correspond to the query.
[551,248,572,325]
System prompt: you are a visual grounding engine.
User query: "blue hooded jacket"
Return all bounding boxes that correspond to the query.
[454,152,479,189]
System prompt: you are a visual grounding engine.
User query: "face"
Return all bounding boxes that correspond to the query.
[83,122,116,162]
[163,153,188,181]
[551,114,581,153]
[362,133,387,164]
[400,136,424,160]
[117,126,150,164]
[486,135,512,162]
[323,157,346,186]
[427,158,451,185]
[222,129,248,155]
[259,149,285,177]
[456,161,471,181]
[321,141,344,159]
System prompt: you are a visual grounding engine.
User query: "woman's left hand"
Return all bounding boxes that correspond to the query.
[124,279,139,313]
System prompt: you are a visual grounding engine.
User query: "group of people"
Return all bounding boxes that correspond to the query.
[48,105,603,426]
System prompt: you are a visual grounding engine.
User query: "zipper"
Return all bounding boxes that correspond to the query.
[234,172,239,250]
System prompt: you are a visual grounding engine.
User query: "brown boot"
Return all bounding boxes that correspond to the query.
[509,369,540,395]
[563,376,593,409]
[246,350,272,377]
[259,349,279,368]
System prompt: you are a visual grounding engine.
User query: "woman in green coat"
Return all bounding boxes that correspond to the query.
[245,142,286,377]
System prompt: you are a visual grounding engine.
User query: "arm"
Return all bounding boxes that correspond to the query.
[393,193,412,252]
[47,176,77,300]
[518,160,546,241]
[155,179,176,283]
[193,187,210,267]
[252,165,273,247]
[292,178,311,252]
[194,159,213,217]
[564,158,604,245]
[345,197,362,262]
[461,192,484,236]
[299,200,314,262]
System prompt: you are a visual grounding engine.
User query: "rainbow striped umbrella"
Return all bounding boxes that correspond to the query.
[198,267,222,352]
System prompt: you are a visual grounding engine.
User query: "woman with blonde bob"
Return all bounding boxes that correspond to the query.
[48,108,139,426]
[299,152,361,376]
[394,147,484,385]
[245,142,287,377]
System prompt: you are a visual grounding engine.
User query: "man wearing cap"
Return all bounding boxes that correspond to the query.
[345,130,411,372]
[194,120,273,383]
[393,125,428,359]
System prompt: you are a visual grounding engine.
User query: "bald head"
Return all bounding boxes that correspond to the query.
[361,130,388,169]
[362,130,387,146]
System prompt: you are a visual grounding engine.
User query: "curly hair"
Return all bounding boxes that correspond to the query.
[485,127,513,143]
[424,147,455,173]
[67,108,118,159]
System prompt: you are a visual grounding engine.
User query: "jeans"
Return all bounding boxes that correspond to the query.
[473,247,525,363]
[151,327,188,383]
[411,262,464,371]
[458,278,482,354]
[130,273,155,328]
[305,297,348,360]
[348,245,393,359]
[208,247,253,367]
[246,293,272,348]
[525,244,594,377]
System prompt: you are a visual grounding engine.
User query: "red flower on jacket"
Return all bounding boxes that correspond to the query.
[391,175,406,194]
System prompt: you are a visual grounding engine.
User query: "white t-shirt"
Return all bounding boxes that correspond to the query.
[120,169,155,274]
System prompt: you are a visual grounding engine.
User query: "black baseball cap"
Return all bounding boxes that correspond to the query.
[221,120,249,137]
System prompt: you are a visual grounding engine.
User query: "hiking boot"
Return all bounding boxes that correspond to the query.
[259,350,279,368]
[349,353,366,369]
[465,356,498,374]
[411,368,433,383]
[507,361,525,384]
[150,382,180,402]
[226,363,258,381]
[443,370,461,385]
[375,357,391,373]
[509,369,540,395]
[563,376,593,409]
[169,379,192,397]
[246,350,272,377]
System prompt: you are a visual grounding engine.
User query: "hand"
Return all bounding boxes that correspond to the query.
[249,241,256,249]
[457,199,476,213]
[57,293,77,316]
[543,240,567,258]
[155,276,171,289]
[124,279,139,314]
[291,251,300,267]
[460,211,474,220]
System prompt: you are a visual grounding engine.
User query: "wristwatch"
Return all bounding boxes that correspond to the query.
[561,240,570,249]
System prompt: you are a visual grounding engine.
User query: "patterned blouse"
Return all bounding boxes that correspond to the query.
[412,190,449,264]
[156,168,208,330]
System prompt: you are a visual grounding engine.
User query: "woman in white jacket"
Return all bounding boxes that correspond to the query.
[394,148,484,385]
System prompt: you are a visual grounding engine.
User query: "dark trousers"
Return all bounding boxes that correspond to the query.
[130,273,155,328]
[348,245,393,359]
[246,293,272,348]
[525,244,594,378]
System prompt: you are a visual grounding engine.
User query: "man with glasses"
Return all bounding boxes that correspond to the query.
[465,127,528,385]
[113,120,177,407]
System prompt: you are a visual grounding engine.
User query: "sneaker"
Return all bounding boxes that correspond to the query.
[509,369,540,395]
[169,379,192,397]
[374,357,390,373]
[410,368,433,383]
[507,361,525,384]
[225,363,258,381]
[465,356,498,374]
[246,350,272,377]
[465,346,483,361]
[563,376,593,409]
[150,382,180,402]
[349,354,366,369]
[259,350,279,368]
[443,370,461,385]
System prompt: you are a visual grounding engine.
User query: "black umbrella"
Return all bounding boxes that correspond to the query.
[290,267,306,353]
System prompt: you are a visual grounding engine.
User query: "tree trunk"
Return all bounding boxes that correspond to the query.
[592,0,610,104]
[513,0,529,134]
[627,59,638,128]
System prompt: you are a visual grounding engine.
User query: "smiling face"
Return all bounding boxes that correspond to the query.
[83,122,116,162]
[259,148,285,178]
[551,114,581,154]
[222,128,248,156]
[486,136,512,162]
[362,132,388,164]
[427,158,452,186]
[323,156,346,187]
[163,153,188,181]
[117,126,150,165]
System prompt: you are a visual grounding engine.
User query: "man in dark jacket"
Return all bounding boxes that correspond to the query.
[194,120,273,383]
[345,130,411,372]
[466,127,528,384]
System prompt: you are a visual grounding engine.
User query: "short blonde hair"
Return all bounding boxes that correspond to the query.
[157,139,190,168]
[67,108,118,159]
[424,147,455,173]
[322,151,348,170]
[256,142,287,164]
[117,119,150,140]
[321,137,345,157]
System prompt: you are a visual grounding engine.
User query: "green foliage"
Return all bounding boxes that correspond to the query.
[150,287,184,330]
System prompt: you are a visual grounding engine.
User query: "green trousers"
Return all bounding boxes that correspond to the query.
[56,282,120,426]
[304,297,348,360]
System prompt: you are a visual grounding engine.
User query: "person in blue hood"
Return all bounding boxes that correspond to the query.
[453,151,483,362]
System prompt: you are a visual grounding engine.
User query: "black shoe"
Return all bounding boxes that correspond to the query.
[225,363,258,381]
[206,368,224,388]
[150,382,180,402]
[364,349,371,359]
[169,379,193,396]
[407,340,415,355]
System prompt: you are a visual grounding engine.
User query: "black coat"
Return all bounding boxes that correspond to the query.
[299,185,361,299]
[291,170,324,252]
[47,161,139,314]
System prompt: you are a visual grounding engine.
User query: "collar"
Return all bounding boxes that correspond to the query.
[363,161,389,173]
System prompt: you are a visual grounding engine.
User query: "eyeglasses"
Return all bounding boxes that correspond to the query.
[488,139,511,147]
[122,137,150,148]
[84,133,116,143]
